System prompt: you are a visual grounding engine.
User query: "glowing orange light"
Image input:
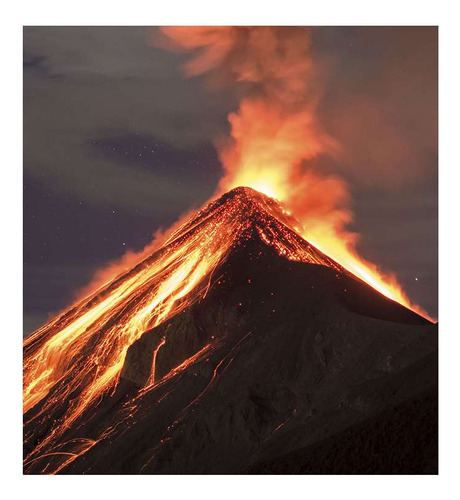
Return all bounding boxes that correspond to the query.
[24,26,434,474]
[155,27,432,321]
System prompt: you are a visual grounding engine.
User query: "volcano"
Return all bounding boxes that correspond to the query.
[23,187,437,474]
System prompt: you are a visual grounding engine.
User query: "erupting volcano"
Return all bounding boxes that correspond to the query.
[24,187,437,474]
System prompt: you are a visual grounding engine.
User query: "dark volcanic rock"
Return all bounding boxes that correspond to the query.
[59,234,437,474]
[24,188,437,475]
[246,385,438,474]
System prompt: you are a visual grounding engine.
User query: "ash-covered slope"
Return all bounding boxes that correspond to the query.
[23,187,437,474]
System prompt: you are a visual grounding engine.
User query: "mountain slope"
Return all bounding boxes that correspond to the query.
[23,187,437,474]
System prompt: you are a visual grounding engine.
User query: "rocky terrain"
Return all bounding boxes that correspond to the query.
[24,188,437,474]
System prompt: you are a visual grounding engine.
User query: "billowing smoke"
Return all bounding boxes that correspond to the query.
[72,27,429,319]
[156,26,429,317]
[157,27,351,245]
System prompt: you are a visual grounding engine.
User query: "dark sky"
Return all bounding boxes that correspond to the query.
[23,26,438,334]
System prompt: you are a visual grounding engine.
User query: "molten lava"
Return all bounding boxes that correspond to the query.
[24,26,435,475]
[23,187,342,471]
[23,187,432,474]
[156,26,431,320]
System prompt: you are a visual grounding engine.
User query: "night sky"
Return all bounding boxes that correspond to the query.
[23,26,438,335]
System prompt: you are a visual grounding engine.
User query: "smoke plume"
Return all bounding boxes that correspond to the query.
[156,26,430,318]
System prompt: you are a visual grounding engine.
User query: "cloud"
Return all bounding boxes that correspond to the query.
[23,27,236,214]
[23,26,438,317]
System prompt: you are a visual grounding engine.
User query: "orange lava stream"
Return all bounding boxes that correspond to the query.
[23,188,341,471]
[23,27,434,473]
[23,206,238,448]
[156,27,432,321]
[23,187,432,473]
[226,175,429,319]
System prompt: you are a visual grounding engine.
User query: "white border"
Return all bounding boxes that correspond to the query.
[3,1,457,498]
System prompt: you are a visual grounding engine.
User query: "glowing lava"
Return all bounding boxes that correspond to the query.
[23,187,432,474]
[24,187,346,471]
[24,26,434,475]
[157,26,431,320]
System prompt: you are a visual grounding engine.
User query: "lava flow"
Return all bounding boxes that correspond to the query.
[23,187,433,474]
[24,187,344,469]
[157,26,431,320]
[24,26,436,475]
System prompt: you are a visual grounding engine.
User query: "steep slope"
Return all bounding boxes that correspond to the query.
[23,187,437,474]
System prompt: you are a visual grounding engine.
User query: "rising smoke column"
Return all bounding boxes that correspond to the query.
[156,26,429,317]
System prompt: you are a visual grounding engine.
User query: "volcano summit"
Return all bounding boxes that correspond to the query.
[23,187,437,474]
